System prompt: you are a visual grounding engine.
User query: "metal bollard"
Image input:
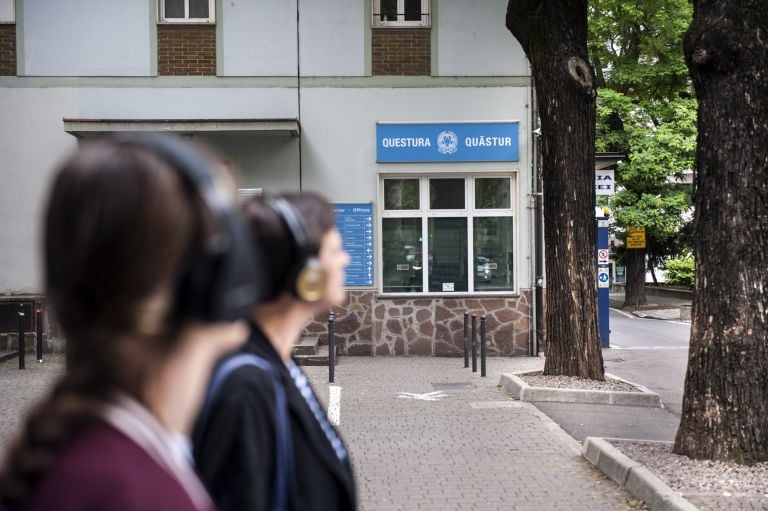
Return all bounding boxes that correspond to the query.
[471,314,477,373]
[36,302,44,363]
[463,312,469,368]
[328,311,335,383]
[480,315,487,377]
[18,303,25,370]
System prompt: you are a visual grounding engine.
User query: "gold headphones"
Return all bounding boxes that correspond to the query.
[268,197,327,303]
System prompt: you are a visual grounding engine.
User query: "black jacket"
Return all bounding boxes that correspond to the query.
[193,326,357,511]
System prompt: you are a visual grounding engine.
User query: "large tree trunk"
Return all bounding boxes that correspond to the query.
[622,248,647,308]
[674,0,768,463]
[507,0,604,379]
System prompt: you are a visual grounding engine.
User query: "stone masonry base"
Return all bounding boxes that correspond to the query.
[303,290,532,357]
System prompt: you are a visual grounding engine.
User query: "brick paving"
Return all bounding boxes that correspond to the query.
[304,357,644,510]
[0,354,65,459]
[0,353,645,509]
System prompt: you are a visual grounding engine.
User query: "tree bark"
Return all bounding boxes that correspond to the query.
[622,248,647,308]
[507,0,604,379]
[674,0,768,463]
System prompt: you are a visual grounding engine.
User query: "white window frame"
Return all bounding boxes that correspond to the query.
[0,0,15,24]
[372,0,430,28]
[159,0,215,24]
[378,172,518,296]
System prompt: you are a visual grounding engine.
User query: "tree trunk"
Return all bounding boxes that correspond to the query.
[622,248,647,308]
[507,0,604,379]
[674,0,768,464]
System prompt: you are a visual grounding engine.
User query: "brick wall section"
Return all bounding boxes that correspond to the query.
[303,291,532,357]
[372,28,430,76]
[158,24,215,76]
[0,24,16,76]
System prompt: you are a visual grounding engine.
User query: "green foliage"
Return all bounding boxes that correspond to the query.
[590,0,696,265]
[664,254,695,288]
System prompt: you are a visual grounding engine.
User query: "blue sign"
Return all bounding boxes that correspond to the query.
[376,122,519,163]
[334,203,374,287]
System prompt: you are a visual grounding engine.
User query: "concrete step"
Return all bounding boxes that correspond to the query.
[293,336,319,357]
[294,345,336,367]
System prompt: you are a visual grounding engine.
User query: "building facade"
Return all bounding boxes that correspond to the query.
[0,0,537,356]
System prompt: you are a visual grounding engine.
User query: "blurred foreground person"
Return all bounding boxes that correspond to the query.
[194,193,357,511]
[0,135,263,511]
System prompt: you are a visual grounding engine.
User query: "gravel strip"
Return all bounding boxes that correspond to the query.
[613,440,768,497]
[518,371,641,392]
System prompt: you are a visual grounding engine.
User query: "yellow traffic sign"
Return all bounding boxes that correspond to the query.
[626,226,646,249]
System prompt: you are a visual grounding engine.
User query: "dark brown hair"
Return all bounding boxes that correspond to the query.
[0,139,203,507]
[242,192,336,301]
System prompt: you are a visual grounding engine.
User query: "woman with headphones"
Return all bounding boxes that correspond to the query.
[0,135,261,511]
[193,193,357,511]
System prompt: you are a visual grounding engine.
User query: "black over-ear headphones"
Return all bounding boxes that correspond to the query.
[268,197,327,303]
[114,133,266,322]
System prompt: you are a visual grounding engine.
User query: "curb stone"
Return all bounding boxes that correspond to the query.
[498,372,662,407]
[632,309,682,321]
[583,437,699,511]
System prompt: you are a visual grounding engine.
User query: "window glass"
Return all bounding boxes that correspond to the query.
[404,0,422,21]
[379,0,397,22]
[429,178,465,210]
[475,178,510,209]
[189,0,209,18]
[428,218,468,292]
[382,218,422,293]
[384,179,419,210]
[164,0,185,18]
[0,0,14,23]
[474,217,514,291]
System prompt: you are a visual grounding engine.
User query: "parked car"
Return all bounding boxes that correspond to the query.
[476,256,496,281]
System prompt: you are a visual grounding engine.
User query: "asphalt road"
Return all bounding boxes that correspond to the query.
[533,309,691,442]
[609,309,691,349]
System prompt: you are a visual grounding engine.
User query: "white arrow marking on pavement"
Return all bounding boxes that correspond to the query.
[328,385,342,426]
[397,391,448,401]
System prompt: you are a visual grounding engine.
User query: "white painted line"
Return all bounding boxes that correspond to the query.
[328,385,341,426]
[610,346,688,350]
[397,391,447,401]
[469,401,523,409]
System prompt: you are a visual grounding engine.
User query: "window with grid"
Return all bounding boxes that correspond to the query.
[373,0,430,27]
[380,175,516,294]
[0,0,14,23]
[159,0,214,23]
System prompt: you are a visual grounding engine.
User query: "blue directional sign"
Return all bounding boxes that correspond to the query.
[334,203,375,287]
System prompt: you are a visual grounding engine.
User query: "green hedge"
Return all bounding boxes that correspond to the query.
[664,255,695,288]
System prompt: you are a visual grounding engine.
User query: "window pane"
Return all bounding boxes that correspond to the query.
[379,0,397,22]
[189,0,209,18]
[428,218,468,292]
[164,0,185,18]
[382,218,422,293]
[475,178,510,209]
[384,179,419,210]
[404,0,422,21]
[0,0,14,23]
[430,178,465,210]
[474,217,514,291]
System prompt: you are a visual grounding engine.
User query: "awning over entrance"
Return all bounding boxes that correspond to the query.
[594,152,624,171]
[63,118,301,138]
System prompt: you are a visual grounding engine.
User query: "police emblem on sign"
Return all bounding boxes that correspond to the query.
[436,131,459,155]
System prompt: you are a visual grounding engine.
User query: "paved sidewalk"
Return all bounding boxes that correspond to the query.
[304,357,643,510]
[0,354,65,458]
[0,354,643,509]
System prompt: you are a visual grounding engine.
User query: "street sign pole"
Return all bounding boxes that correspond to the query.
[596,216,610,348]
